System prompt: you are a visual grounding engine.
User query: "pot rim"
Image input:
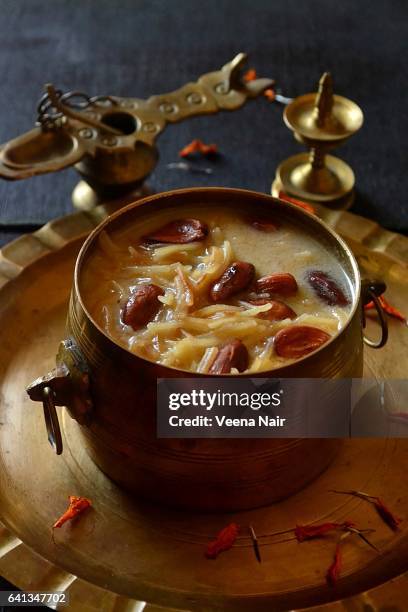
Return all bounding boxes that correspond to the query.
[74,186,361,376]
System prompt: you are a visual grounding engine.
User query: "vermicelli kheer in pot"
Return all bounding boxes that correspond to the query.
[81,203,353,373]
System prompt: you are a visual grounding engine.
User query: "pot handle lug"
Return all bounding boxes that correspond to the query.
[26,338,93,454]
[42,385,63,455]
[361,279,388,349]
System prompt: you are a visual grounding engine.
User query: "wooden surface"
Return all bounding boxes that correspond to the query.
[0,200,407,611]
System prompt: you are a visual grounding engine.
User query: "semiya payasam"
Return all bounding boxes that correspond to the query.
[81,205,353,374]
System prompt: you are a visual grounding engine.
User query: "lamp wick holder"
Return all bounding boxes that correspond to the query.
[0,53,274,211]
[272,72,364,209]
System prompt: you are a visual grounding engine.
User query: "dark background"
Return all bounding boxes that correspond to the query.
[0,0,407,249]
[0,0,407,606]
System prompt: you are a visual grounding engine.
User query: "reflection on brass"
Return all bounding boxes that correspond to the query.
[273,72,363,207]
[0,53,273,210]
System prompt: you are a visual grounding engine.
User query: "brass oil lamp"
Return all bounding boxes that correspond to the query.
[272,72,364,209]
[0,53,273,211]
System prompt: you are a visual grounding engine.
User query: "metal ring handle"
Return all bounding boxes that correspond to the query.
[363,288,388,349]
[27,339,93,455]
[42,386,63,455]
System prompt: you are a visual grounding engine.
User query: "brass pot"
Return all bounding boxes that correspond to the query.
[27,188,388,512]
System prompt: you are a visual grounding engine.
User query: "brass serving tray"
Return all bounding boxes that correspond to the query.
[0,200,407,611]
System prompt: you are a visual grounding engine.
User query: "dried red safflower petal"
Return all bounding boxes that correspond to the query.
[179,139,200,157]
[326,543,342,586]
[179,139,218,158]
[243,68,257,82]
[373,497,402,531]
[330,490,402,531]
[199,143,218,156]
[53,496,91,528]
[205,523,239,559]
[264,88,276,101]
[364,296,406,323]
[278,191,316,214]
[296,516,378,587]
[295,520,354,542]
